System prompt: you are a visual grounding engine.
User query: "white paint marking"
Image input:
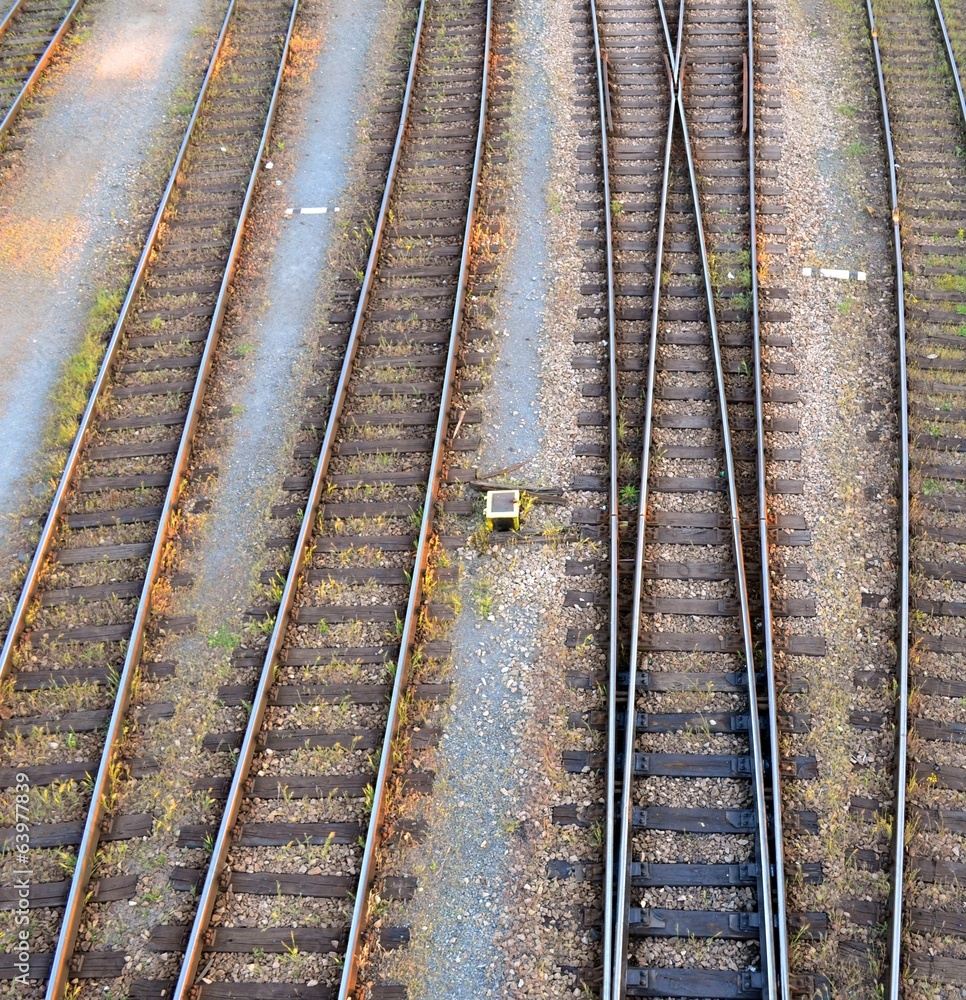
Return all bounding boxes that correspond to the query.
[285,205,340,218]
[802,266,867,282]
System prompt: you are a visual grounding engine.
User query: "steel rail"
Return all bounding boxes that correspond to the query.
[0,0,27,42]
[588,0,620,991]
[613,0,778,993]
[42,3,300,996]
[746,0,790,995]
[610,0,676,991]
[673,51,778,1000]
[0,0,237,684]
[165,0,435,993]
[671,0,683,79]
[861,2,910,997]
[933,0,966,133]
[338,0,492,992]
[0,0,87,140]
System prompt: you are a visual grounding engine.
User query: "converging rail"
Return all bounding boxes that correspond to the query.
[0,0,87,141]
[863,0,966,994]
[0,0,299,993]
[593,0,801,995]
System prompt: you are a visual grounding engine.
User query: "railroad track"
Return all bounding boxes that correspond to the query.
[152,0,495,994]
[3,0,921,995]
[0,0,496,994]
[585,0,825,996]
[861,0,966,995]
[0,0,301,992]
[0,0,85,140]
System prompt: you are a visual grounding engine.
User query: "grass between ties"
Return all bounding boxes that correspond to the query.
[41,286,123,470]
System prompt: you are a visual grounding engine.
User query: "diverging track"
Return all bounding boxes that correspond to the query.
[590,1,823,997]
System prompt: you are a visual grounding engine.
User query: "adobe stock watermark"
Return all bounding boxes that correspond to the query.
[10,771,32,986]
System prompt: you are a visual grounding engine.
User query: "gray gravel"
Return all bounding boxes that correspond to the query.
[476,0,553,482]
[768,0,898,994]
[380,542,601,1000]
[382,548,532,1000]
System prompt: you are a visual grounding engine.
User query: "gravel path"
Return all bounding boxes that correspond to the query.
[475,0,553,481]
[378,539,603,1000]
[379,547,548,999]
[0,0,220,561]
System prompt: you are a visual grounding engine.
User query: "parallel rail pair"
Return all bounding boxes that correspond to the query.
[0,0,494,997]
[591,0,789,997]
[865,0,966,996]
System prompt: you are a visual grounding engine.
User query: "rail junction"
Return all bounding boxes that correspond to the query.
[0,0,965,996]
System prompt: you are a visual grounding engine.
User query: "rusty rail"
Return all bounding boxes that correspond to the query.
[0,0,27,41]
